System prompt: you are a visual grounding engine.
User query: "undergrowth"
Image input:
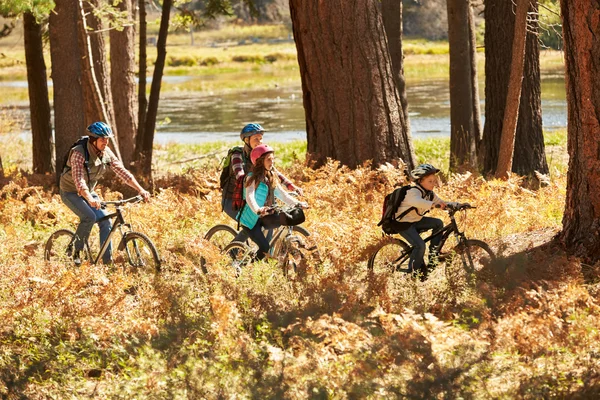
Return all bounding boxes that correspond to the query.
[2,144,600,397]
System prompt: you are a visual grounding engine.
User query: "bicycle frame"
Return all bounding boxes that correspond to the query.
[390,208,470,272]
[90,208,131,264]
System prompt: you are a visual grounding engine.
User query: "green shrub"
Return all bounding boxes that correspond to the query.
[232,55,265,63]
[198,57,219,66]
[166,55,197,67]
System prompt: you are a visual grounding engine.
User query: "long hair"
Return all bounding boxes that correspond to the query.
[247,154,278,190]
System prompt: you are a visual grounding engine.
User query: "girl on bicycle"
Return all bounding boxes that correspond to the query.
[222,123,302,245]
[389,164,456,279]
[59,122,150,265]
[237,144,308,261]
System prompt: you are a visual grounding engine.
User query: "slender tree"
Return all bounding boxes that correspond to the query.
[135,0,148,171]
[381,0,410,134]
[23,11,53,174]
[495,0,530,179]
[135,0,173,178]
[49,0,86,176]
[110,0,138,168]
[446,0,481,171]
[289,0,416,169]
[558,0,600,263]
[483,0,548,177]
[78,0,121,159]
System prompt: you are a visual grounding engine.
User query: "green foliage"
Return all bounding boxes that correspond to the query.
[539,0,562,50]
[0,0,54,20]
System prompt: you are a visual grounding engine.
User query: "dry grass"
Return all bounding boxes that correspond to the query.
[2,147,600,398]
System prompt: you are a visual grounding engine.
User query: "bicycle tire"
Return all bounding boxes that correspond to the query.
[204,224,238,251]
[444,239,495,285]
[44,229,92,264]
[222,241,254,275]
[367,238,412,275]
[119,231,161,272]
[278,232,321,278]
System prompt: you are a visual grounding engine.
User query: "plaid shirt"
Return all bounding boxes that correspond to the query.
[231,151,296,191]
[70,149,134,195]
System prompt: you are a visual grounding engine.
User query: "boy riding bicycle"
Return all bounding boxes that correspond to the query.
[387,164,457,279]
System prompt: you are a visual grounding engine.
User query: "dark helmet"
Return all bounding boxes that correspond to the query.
[87,121,114,138]
[410,163,439,181]
[240,123,265,141]
[250,144,274,165]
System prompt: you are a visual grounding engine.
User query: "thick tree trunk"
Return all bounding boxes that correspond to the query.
[110,0,138,168]
[24,12,53,174]
[483,0,547,176]
[137,0,173,178]
[495,0,529,179]
[78,0,120,159]
[289,0,415,170]
[381,0,410,135]
[558,0,600,263]
[49,0,86,178]
[447,0,479,170]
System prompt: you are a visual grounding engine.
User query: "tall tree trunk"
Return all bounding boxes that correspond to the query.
[78,0,120,159]
[558,0,600,263]
[289,0,416,170]
[483,0,547,176]
[136,0,148,168]
[49,0,85,179]
[23,12,53,174]
[381,0,410,135]
[447,0,479,171]
[110,0,138,168]
[137,0,173,178]
[0,153,3,178]
[467,4,483,153]
[495,0,529,179]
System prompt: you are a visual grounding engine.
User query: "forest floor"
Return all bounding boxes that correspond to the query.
[3,130,600,398]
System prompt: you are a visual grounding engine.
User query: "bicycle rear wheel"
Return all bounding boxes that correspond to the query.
[204,224,238,251]
[120,231,161,272]
[367,238,412,275]
[45,229,91,265]
[222,241,254,276]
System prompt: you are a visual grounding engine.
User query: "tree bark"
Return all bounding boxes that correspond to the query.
[495,0,530,179]
[558,0,600,263]
[289,0,415,170]
[483,0,547,176]
[49,0,85,178]
[137,0,173,178]
[135,0,148,168]
[447,0,479,171]
[78,0,120,159]
[110,0,138,168]
[381,0,410,135]
[23,12,53,174]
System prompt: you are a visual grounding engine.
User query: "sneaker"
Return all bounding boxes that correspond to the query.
[73,251,82,267]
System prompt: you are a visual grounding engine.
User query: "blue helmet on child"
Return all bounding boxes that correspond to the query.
[240,123,265,141]
[87,121,114,138]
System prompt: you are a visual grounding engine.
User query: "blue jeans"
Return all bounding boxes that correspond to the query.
[397,217,444,273]
[222,196,272,247]
[60,191,112,263]
[243,214,281,260]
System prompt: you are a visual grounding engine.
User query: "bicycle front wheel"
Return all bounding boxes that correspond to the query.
[367,238,412,275]
[222,241,254,276]
[120,231,161,272]
[444,239,495,286]
[204,224,238,251]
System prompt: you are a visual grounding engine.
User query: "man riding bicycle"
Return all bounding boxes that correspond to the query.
[59,121,150,265]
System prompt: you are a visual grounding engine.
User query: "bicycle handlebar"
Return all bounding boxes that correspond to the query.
[101,195,144,208]
[434,203,475,212]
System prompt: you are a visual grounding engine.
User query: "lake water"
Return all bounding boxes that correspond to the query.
[0,71,566,144]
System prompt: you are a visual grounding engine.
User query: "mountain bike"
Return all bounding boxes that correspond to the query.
[44,196,161,271]
[220,206,320,278]
[367,203,494,281]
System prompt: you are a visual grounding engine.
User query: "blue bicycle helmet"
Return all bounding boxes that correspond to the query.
[410,163,439,181]
[87,121,114,138]
[240,123,265,141]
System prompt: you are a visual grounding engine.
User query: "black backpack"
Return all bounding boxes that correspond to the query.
[377,185,433,234]
[58,136,91,186]
[219,146,244,190]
